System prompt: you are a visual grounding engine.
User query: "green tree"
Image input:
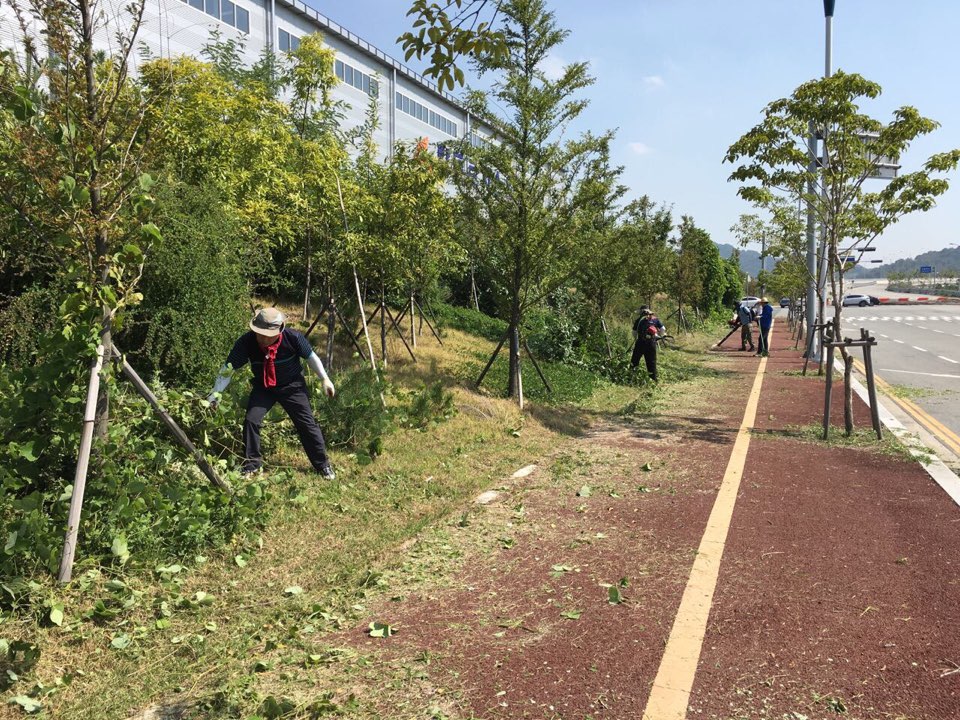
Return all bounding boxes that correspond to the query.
[727,71,960,433]
[0,0,160,435]
[449,0,612,401]
[673,216,725,318]
[622,196,674,307]
[399,0,507,90]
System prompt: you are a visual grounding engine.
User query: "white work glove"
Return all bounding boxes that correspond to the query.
[323,378,336,398]
[206,393,220,410]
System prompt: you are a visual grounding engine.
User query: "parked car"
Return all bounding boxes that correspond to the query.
[842,293,873,307]
[739,296,760,309]
[779,297,791,308]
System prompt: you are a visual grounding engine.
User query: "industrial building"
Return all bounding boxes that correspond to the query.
[0,0,493,159]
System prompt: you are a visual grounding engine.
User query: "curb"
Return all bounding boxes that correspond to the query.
[838,359,960,508]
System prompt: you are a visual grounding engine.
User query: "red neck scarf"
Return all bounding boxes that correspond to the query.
[263,333,282,388]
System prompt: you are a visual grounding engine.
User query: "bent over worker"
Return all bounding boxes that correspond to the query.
[630,305,666,382]
[208,307,337,479]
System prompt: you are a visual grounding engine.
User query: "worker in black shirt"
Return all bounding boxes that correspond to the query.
[207,307,337,479]
[630,306,666,382]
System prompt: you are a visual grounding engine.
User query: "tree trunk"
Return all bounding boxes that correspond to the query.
[410,293,417,348]
[843,350,855,436]
[380,284,387,367]
[325,297,335,368]
[507,322,521,400]
[303,230,312,321]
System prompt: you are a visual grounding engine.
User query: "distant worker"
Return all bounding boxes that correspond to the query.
[737,301,756,352]
[631,305,666,382]
[756,297,774,357]
[207,307,337,479]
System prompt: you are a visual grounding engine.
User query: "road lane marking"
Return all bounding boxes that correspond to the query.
[933,330,945,334]
[641,359,767,720]
[879,334,888,339]
[858,360,960,457]
[894,339,905,344]
[918,326,929,330]
[912,346,928,352]
[938,356,959,365]
[880,368,960,379]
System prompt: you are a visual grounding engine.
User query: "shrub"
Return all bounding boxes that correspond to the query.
[431,302,507,341]
[125,182,253,388]
[0,345,271,596]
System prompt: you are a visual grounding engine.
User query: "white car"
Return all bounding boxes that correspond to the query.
[739,296,760,309]
[842,293,872,307]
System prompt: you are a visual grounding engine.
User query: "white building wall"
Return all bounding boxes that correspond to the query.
[0,0,489,160]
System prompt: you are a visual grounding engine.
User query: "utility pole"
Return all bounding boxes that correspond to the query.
[759,231,767,297]
[806,0,835,361]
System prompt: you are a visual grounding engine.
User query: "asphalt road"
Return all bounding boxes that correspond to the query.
[837,304,960,440]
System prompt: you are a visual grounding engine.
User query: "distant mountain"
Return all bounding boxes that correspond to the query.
[847,247,960,278]
[716,243,765,279]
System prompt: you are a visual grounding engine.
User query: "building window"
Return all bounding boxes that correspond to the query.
[279,29,300,52]
[394,92,458,137]
[182,0,248,33]
[335,59,378,97]
[236,6,249,33]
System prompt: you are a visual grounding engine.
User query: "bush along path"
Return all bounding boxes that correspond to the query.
[235,320,958,720]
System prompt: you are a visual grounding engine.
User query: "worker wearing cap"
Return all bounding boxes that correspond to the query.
[630,306,666,382]
[207,308,337,479]
[756,297,774,357]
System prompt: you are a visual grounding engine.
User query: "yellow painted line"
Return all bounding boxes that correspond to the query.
[852,358,960,456]
[642,358,767,720]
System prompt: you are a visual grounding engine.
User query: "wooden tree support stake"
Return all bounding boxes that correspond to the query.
[477,330,510,387]
[523,340,552,393]
[414,298,443,346]
[113,347,233,495]
[383,303,417,362]
[57,343,105,584]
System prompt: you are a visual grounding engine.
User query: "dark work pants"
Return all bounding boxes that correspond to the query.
[758,325,771,355]
[243,382,328,472]
[630,339,658,381]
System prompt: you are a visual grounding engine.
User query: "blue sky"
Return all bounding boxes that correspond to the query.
[313,1,960,264]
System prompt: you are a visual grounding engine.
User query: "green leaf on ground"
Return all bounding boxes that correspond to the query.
[368,622,394,638]
[637,485,653,493]
[48,604,64,627]
[193,591,214,606]
[283,586,303,596]
[551,564,574,577]
[608,586,624,604]
[110,536,129,565]
[499,537,515,549]
[8,696,42,714]
[561,610,582,620]
[577,485,592,497]
[641,462,653,471]
[110,633,131,650]
[618,576,630,588]
[234,555,248,568]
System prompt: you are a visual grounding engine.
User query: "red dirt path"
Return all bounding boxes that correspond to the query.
[343,319,960,719]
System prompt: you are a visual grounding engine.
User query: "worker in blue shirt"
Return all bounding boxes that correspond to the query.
[756,297,774,357]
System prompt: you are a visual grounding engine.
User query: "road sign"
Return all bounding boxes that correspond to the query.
[920,266,934,273]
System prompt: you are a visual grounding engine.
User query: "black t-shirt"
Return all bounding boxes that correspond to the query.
[226,329,313,388]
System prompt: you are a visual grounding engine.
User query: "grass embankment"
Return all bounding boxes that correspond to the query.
[4,307,724,719]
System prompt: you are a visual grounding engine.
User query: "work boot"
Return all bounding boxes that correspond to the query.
[317,463,336,481]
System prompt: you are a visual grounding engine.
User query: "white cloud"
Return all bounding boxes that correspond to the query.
[538,54,567,81]
[628,142,653,156]
[642,75,665,89]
